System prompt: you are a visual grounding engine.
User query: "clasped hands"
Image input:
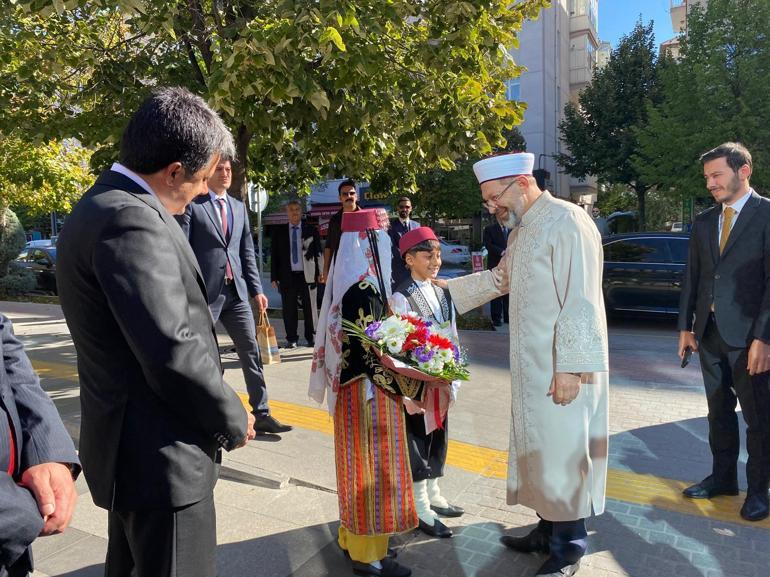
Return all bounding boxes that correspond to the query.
[548,372,582,406]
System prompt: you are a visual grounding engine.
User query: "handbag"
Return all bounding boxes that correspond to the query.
[256,310,281,365]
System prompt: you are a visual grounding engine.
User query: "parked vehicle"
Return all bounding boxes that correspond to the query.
[24,238,55,249]
[439,239,470,265]
[602,232,689,316]
[14,247,57,294]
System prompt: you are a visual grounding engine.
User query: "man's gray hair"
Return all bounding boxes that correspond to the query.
[120,87,235,175]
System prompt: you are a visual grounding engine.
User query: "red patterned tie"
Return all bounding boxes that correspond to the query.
[217,198,234,281]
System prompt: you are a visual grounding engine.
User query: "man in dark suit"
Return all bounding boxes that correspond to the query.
[57,87,256,577]
[483,218,510,326]
[178,157,291,435]
[1,314,80,577]
[270,200,321,349]
[678,142,770,522]
[389,196,420,288]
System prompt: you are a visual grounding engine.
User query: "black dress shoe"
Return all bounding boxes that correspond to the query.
[682,476,739,499]
[500,528,550,554]
[430,503,465,517]
[740,491,769,521]
[351,557,411,577]
[493,320,502,327]
[253,415,293,434]
[283,341,298,349]
[418,518,452,538]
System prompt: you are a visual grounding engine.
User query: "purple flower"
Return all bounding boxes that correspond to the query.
[414,346,434,363]
[452,345,460,361]
[423,321,433,327]
[364,321,382,338]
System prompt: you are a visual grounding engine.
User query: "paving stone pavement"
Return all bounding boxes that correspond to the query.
[3,302,769,577]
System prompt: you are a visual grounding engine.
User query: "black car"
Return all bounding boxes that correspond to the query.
[14,247,57,294]
[602,233,689,316]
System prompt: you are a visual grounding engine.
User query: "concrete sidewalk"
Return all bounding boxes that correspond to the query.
[3,301,769,577]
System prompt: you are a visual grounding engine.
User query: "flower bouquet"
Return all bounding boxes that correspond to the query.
[341,311,470,384]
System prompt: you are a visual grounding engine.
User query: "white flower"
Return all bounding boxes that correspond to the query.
[386,338,404,354]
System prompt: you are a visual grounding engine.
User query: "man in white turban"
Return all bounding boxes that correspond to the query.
[435,153,609,577]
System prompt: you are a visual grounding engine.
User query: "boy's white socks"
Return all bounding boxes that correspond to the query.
[427,477,450,508]
[413,480,437,524]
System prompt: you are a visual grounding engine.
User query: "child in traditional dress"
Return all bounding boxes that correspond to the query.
[390,227,465,539]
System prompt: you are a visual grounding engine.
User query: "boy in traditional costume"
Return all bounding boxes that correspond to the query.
[390,227,465,539]
[309,210,416,577]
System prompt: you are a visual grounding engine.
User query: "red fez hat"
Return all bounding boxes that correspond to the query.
[399,227,438,256]
[342,209,381,232]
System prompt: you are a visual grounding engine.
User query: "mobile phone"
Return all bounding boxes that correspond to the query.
[681,346,693,368]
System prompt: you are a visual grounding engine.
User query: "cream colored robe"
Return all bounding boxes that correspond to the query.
[447,191,609,521]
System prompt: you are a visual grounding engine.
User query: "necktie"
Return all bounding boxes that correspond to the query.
[719,206,735,254]
[291,225,300,265]
[217,198,234,280]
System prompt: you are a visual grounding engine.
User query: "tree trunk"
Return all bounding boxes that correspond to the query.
[230,124,252,201]
[635,185,647,231]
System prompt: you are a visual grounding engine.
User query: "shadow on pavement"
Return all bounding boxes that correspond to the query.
[611,416,748,490]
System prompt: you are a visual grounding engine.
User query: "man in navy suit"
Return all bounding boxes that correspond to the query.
[678,142,770,522]
[389,196,420,288]
[1,313,80,577]
[179,157,292,435]
[483,218,510,326]
[270,201,321,349]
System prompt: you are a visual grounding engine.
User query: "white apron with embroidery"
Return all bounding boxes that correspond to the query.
[447,191,609,521]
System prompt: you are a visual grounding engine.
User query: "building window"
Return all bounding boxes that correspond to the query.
[506,79,521,101]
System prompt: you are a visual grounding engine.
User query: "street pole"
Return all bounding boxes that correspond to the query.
[257,191,263,276]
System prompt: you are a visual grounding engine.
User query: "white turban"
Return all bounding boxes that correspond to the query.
[473,152,535,184]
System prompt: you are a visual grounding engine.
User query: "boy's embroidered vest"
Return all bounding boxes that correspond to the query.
[395,279,453,325]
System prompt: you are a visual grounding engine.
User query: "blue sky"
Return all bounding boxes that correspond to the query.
[599,0,676,48]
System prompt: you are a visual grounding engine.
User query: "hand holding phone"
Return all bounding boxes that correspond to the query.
[681,346,693,368]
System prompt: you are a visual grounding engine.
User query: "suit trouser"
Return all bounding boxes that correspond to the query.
[279,271,314,344]
[105,494,216,577]
[3,555,32,577]
[405,411,448,482]
[533,517,587,570]
[210,284,269,416]
[699,315,770,493]
[489,295,509,324]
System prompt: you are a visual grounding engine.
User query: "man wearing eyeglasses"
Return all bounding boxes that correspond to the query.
[320,179,360,284]
[389,196,421,288]
[433,152,608,577]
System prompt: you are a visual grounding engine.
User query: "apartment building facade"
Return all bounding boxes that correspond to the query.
[506,0,600,204]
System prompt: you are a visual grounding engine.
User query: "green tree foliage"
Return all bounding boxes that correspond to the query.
[0,207,35,297]
[557,22,660,229]
[412,127,526,223]
[0,134,93,218]
[635,0,770,201]
[2,0,548,199]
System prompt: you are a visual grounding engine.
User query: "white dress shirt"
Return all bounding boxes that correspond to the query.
[719,188,753,238]
[111,163,157,198]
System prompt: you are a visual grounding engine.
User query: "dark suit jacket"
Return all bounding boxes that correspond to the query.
[178,193,263,304]
[270,222,321,286]
[678,190,770,347]
[388,218,420,287]
[1,314,80,574]
[483,222,508,270]
[56,170,247,511]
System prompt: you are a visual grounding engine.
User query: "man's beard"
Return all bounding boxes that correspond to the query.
[501,210,519,229]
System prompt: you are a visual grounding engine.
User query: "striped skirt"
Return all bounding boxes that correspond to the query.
[334,378,417,536]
